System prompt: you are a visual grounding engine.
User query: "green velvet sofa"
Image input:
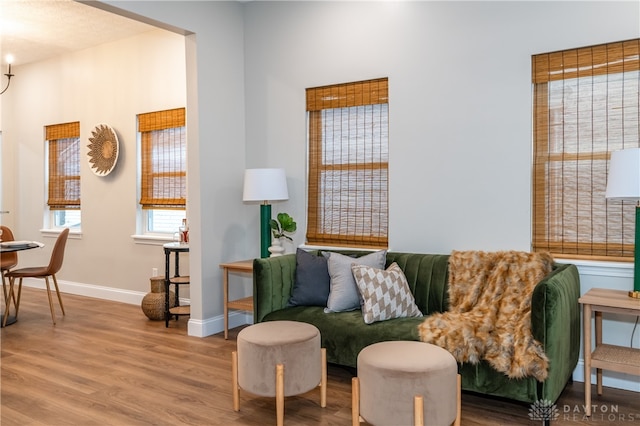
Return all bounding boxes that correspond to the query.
[253,251,581,404]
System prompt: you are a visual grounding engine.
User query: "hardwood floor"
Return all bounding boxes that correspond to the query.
[2,287,638,425]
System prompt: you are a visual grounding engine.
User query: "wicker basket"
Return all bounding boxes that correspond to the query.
[141,276,176,321]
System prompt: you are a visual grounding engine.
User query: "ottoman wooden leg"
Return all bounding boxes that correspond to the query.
[320,348,327,408]
[454,374,461,426]
[414,395,424,426]
[232,351,240,411]
[352,377,360,426]
[276,363,284,426]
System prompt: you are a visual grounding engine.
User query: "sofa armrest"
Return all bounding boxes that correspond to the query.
[530,262,581,401]
[253,254,297,322]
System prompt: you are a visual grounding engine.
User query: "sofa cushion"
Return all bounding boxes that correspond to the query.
[262,306,424,368]
[324,250,387,313]
[352,262,423,324]
[287,249,331,307]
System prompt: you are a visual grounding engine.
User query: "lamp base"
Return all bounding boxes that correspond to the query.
[629,290,640,299]
[260,203,272,258]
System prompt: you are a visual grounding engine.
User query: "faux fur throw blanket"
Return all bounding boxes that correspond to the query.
[418,250,554,382]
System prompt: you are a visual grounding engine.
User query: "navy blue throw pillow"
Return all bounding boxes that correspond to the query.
[287,249,331,307]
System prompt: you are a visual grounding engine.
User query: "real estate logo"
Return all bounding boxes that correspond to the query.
[561,404,637,422]
[529,399,560,422]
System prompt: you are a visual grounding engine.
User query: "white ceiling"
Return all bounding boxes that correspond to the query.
[0,0,156,67]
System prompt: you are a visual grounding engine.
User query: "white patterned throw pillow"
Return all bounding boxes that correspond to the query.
[351,262,423,324]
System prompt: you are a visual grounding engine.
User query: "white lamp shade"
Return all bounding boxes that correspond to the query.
[243,168,289,202]
[606,148,640,201]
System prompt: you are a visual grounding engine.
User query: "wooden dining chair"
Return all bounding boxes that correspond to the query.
[1,225,19,313]
[2,228,70,326]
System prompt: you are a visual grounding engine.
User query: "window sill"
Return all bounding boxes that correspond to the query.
[132,234,175,246]
[555,258,633,278]
[40,228,82,239]
[299,244,386,252]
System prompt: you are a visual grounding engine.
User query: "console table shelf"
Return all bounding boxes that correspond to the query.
[228,296,254,312]
[591,344,640,372]
[169,305,191,316]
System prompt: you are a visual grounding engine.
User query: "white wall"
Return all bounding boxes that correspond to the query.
[243,1,640,254]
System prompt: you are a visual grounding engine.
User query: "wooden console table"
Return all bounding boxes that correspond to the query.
[220,259,254,339]
[579,288,640,417]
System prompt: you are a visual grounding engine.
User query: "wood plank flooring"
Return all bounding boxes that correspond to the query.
[2,287,638,425]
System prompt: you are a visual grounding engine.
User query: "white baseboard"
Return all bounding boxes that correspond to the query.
[20,277,146,305]
[188,310,253,338]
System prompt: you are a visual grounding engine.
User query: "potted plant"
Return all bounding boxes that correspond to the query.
[269,213,297,256]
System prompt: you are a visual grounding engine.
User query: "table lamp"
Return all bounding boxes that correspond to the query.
[243,168,289,258]
[605,148,640,298]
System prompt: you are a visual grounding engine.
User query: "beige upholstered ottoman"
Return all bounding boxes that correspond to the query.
[232,320,327,426]
[352,341,461,426]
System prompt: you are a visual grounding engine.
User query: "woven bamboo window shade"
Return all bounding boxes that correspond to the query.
[532,39,640,261]
[46,122,80,210]
[306,78,389,248]
[138,108,186,210]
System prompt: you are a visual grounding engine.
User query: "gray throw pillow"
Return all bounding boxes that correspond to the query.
[287,249,330,307]
[324,250,387,313]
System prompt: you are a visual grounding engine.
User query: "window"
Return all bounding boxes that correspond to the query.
[306,78,389,248]
[532,39,640,260]
[46,122,81,228]
[138,108,186,234]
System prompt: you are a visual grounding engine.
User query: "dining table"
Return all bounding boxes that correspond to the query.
[1,241,44,326]
[1,241,44,253]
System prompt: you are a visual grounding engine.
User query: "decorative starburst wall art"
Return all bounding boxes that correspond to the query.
[87,124,119,176]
